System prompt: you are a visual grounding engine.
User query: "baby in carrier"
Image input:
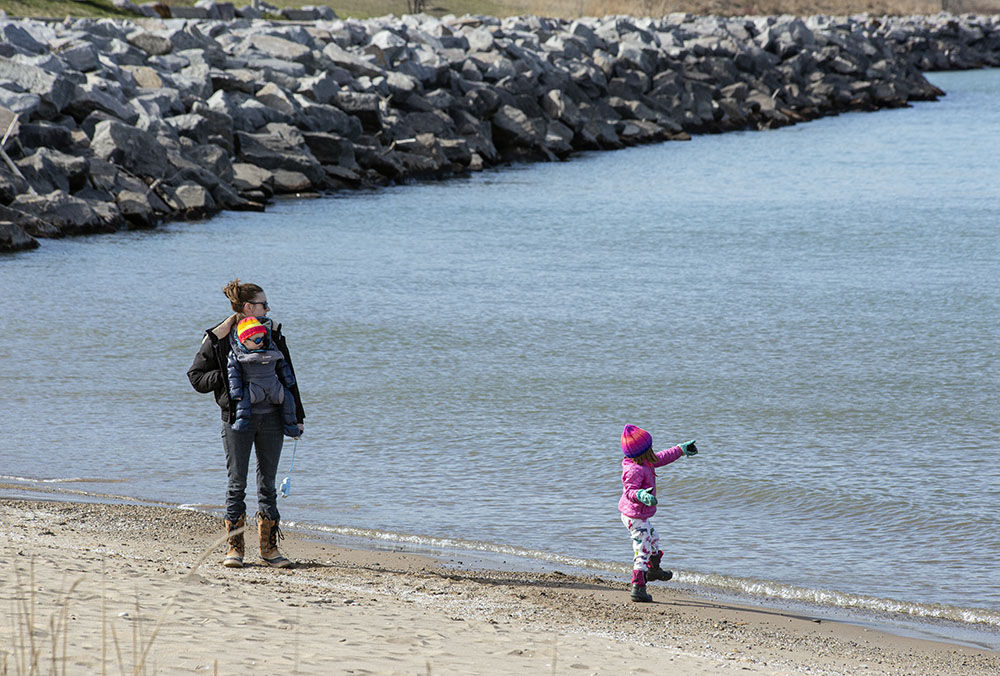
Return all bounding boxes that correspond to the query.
[228,316,300,438]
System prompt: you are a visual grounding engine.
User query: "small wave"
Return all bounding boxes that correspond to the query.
[178,503,221,511]
[682,571,1000,628]
[0,477,173,507]
[295,522,1000,632]
[0,475,128,484]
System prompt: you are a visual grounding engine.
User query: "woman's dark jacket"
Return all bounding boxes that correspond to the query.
[187,315,305,424]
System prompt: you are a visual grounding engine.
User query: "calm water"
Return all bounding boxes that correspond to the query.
[3,70,999,644]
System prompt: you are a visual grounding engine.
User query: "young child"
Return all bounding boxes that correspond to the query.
[227,316,300,438]
[619,423,698,602]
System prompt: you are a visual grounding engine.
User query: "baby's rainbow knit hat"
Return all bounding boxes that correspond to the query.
[621,424,652,458]
[237,316,266,343]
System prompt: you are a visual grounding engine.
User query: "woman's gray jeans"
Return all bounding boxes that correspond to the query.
[222,411,283,522]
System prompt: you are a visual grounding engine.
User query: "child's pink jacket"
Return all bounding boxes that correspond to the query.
[618,446,683,520]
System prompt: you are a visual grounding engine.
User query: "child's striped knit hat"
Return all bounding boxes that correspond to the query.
[237,316,266,343]
[621,424,652,458]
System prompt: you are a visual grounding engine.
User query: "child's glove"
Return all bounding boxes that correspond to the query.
[636,488,658,506]
[679,440,698,457]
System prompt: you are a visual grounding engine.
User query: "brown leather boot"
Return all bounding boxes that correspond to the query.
[257,512,293,568]
[223,515,245,568]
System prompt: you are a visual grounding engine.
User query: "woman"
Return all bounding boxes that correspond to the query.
[188,278,305,569]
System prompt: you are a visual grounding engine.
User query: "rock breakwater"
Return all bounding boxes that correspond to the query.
[1,10,998,252]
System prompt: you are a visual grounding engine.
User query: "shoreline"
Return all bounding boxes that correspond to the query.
[4,481,1000,650]
[3,497,998,674]
[5,480,1000,648]
[297,523,1000,652]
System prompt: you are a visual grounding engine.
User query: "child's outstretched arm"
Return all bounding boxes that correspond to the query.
[653,440,699,467]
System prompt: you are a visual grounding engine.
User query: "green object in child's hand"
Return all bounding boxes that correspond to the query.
[636,488,658,506]
[680,440,698,456]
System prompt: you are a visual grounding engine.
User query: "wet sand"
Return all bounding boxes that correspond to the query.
[2,499,997,675]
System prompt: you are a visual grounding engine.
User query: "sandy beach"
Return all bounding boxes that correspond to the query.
[2,498,997,675]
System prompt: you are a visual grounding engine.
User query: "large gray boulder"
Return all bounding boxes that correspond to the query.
[208,90,291,132]
[14,119,76,153]
[437,137,473,166]
[297,71,348,105]
[271,169,313,193]
[160,181,216,218]
[385,70,421,104]
[542,89,584,131]
[235,124,325,187]
[131,88,185,119]
[0,23,47,54]
[0,221,38,251]
[16,148,89,195]
[10,190,118,236]
[301,131,359,170]
[185,143,234,182]
[168,104,234,151]
[0,88,41,117]
[322,42,386,79]
[100,38,149,67]
[52,41,101,72]
[161,149,243,208]
[332,91,382,133]
[244,34,313,65]
[369,29,409,64]
[0,203,59,237]
[545,120,574,157]
[209,68,258,95]
[127,30,173,56]
[65,81,140,125]
[90,119,168,178]
[294,98,362,139]
[0,59,76,116]
[402,110,456,138]
[255,81,301,116]
[231,162,275,197]
[116,189,159,228]
[491,104,546,155]
[163,25,219,53]
[0,168,29,203]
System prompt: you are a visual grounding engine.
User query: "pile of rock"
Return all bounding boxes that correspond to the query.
[870,13,1000,70]
[0,10,996,252]
[112,0,338,22]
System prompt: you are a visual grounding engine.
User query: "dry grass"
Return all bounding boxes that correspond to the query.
[496,0,1000,18]
[3,0,999,20]
[2,529,239,676]
[271,0,998,19]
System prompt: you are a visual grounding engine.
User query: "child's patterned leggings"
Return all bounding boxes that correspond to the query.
[621,513,660,571]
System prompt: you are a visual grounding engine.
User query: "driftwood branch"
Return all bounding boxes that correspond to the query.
[0,113,36,195]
